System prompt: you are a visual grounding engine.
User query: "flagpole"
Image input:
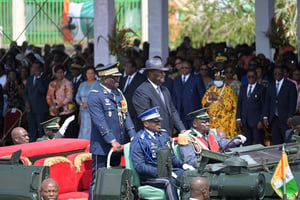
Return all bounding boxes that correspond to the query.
[282,145,287,200]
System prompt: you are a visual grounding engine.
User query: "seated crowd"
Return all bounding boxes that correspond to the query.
[1,38,300,199]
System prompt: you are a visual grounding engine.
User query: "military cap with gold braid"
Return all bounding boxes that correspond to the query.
[95,62,122,77]
[188,107,210,120]
[40,117,61,130]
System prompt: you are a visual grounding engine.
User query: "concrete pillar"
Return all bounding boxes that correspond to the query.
[0,26,2,49]
[148,0,169,63]
[255,0,274,60]
[12,0,26,45]
[141,0,148,43]
[94,0,115,66]
[297,1,300,61]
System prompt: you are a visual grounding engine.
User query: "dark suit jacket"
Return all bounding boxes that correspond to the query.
[0,85,3,117]
[73,75,84,99]
[172,73,206,128]
[237,83,265,126]
[24,74,51,114]
[263,79,297,123]
[119,72,146,129]
[132,80,185,136]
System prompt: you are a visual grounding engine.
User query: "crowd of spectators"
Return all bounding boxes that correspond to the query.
[0,38,299,146]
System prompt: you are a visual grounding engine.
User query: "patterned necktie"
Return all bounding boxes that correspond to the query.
[247,85,252,98]
[157,86,165,104]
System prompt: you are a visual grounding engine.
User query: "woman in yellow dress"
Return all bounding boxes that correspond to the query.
[202,70,238,138]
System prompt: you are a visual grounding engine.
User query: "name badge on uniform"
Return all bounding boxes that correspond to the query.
[105,98,111,106]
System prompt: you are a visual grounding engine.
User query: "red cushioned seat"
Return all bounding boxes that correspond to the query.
[34,156,90,200]
[67,152,92,192]
[34,156,76,194]
[0,139,90,162]
[0,155,32,165]
[58,191,88,200]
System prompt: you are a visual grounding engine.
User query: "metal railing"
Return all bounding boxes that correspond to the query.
[0,0,141,45]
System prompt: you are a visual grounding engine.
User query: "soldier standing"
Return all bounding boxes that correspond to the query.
[87,63,136,199]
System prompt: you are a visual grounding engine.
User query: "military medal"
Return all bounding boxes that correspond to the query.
[108,111,112,117]
[105,98,111,105]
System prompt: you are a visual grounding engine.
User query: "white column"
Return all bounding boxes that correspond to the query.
[0,26,3,48]
[297,1,300,61]
[94,0,115,66]
[255,0,274,60]
[148,0,169,64]
[141,0,148,43]
[12,0,26,45]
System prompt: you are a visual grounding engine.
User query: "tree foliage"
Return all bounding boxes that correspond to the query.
[174,0,297,50]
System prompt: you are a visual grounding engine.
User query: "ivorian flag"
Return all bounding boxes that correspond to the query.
[62,0,94,42]
[271,149,298,200]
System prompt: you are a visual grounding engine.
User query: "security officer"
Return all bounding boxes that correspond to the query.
[87,63,136,199]
[130,106,194,200]
[178,107,246,168]
[37,115,75,141]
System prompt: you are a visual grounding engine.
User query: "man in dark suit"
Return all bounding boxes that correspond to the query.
[24,61,51,142]
[237,69,266,145]
[263,65,297,145]
[172,60,206,129]
[132,56,186,136]
[119,59,146,132]
[71,63,84,97]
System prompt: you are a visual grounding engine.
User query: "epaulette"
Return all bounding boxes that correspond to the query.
[160,129,167,133]
[90,90,99,93]
[139,132,145,140]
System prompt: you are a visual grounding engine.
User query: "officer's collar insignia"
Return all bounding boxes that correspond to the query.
[140,133,145,139]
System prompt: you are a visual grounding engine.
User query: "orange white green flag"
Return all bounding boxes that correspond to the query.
[271,147,298,200]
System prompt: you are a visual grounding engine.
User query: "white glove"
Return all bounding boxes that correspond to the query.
[171,172,178,179]
[182,163,195,170]
[237,134,247,144]
[58,115,75,135]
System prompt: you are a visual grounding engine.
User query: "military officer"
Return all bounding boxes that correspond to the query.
[178,107,246,168]
[131,106,194,200]
[37,115,75,141]
[87,63,136,199]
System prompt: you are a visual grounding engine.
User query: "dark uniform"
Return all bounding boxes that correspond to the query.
[130,107,184,200]
[87,63,136,199]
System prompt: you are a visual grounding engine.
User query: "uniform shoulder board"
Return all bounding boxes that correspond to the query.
[90,90,99,93]
[160,129,167,133]
[140,132,145,140]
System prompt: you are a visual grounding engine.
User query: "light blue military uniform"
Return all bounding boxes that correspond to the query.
[88,83,135,156]
[130,106,184,200]
[88,63,136,200]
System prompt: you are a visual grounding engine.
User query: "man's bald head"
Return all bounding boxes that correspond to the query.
[40,178,59,200]
[11,127,29,145]
[190,177,210,200]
